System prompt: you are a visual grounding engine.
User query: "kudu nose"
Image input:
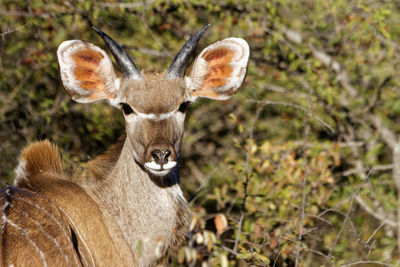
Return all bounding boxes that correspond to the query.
[151,149,171,166]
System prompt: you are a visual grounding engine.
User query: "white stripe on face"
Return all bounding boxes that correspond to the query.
[135,110,176,121]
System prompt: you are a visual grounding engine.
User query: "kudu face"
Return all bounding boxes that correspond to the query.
[57,24,249,176]
[120,76,187,176]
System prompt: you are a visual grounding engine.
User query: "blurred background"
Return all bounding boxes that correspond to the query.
[1,0,400,265]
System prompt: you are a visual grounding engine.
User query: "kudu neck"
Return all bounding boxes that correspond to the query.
[83,136,187,266]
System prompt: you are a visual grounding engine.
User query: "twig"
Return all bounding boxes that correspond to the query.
[366,222,386,244]
[295,119,310,266]
[368,76,393,111]
[233,105,263,253]
[0,24,27,39]
[355,195,397,228]
[342,164,393,177]
[368,164,395,175]
[340,261,394,267]
[342,124,397,228]
[272,241,289,267]
[140,0,164,50]
[221,245,238,256]
[98,0,157,9]
[188,167,218,205]
[368,114,398,150]
[247,99,334,133]
[306,214,333,226]
[291,140,364,148]
[324,189,357,265]
[0,10,51,18]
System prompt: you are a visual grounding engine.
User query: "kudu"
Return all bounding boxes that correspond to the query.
[0,24,249,266]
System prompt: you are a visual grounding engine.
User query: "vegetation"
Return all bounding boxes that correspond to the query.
[1,0,400,265]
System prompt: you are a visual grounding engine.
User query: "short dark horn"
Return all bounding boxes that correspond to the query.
[166,24,210,80]
[91,25,142,80]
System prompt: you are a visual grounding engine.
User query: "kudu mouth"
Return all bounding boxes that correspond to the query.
[144,161,177,176]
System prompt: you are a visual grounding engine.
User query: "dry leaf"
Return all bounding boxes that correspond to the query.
[214,213,228,235]
[190,216,199,232]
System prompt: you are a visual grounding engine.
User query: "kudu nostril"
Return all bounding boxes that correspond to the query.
[151,149,171,165]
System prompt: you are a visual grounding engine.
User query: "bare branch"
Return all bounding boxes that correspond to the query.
[247,99,334,133]
[0,24,27,40]
[368,76,393,110]
[233,105,263,253]
[264,84,287,93]
[308,44,341,73]
[340,261,394,267]
[368,114,398,150]
[342,164,393,177]
[0,10,51,18]
[291,141,364,148]
[295,122,310,266]
[98,0,157,9]
[140,0,164,51]
[188,167,219,205]
[366,222,386,244]
[355,196,397,228]
[325,189,357,264]
[283,28,302,44]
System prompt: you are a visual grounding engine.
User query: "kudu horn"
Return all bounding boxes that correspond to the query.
[91,25,142,80]
[166,24,211,80]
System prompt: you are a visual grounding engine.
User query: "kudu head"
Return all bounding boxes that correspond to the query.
[57,24,249,177]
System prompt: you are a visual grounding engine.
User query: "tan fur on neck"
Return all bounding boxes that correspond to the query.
[79,138,190,266]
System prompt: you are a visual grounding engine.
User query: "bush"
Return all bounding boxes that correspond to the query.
[1,0,399,265]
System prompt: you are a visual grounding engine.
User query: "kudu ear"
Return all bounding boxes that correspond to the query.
[184,37,249,101]
[57,40,120,105]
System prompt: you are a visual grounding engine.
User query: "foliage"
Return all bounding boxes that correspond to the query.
[1,0,400,265]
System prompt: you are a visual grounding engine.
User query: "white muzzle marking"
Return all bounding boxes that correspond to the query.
[144,161,177,176]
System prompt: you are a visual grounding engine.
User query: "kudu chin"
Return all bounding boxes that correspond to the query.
[0,23,249,266]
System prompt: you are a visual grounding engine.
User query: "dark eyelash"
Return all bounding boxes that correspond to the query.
[178,101,190,113]
[120,103,134,115]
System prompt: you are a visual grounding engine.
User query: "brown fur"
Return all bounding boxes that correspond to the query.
[4,141,136,266]
[16,140,63,185]
[87,134,126,181]
[0,185,83,266]
[125,72,185,114]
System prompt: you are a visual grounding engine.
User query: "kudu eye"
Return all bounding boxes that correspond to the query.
[120,103,134,115]
[178,101,190,113]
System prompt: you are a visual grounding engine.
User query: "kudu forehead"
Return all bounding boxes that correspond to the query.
[123,73,185,114]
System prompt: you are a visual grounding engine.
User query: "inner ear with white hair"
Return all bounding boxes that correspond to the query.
[184,37,249,101]
[57,40,121,106]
